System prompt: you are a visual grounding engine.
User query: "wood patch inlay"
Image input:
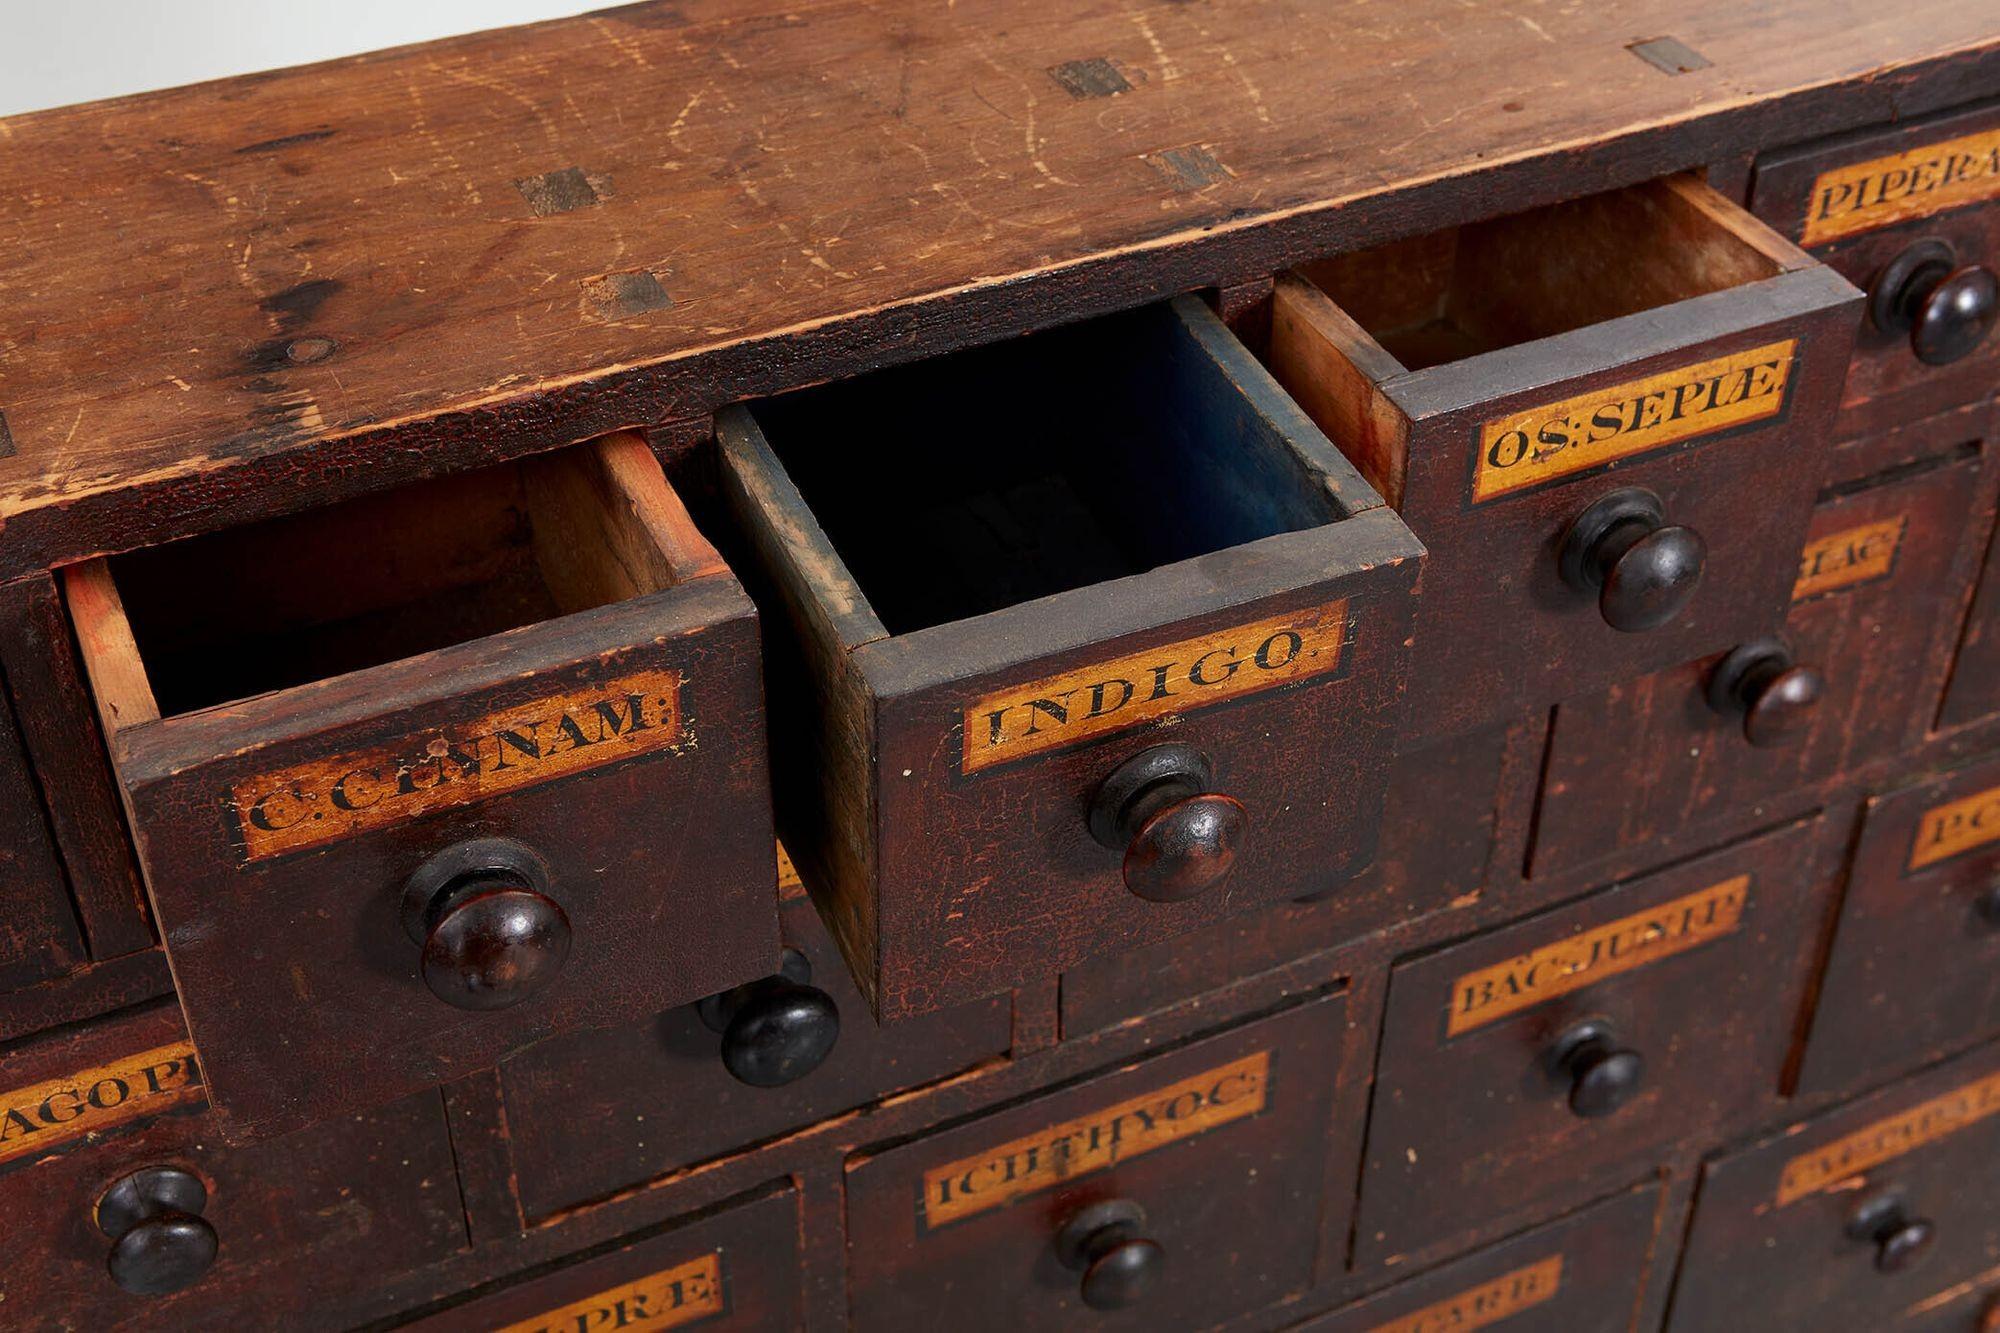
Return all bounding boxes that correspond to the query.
[1907,781,2000,872]
[961,602,1350,774]
[1801,126,2000,246]
[226,667,685,862]
[497,1251,725,1333]
[1471,341,1796,504]
[1792,514,1907,601]
[1369,1254,1564,1333]
[919,1051,1270,1229]
[1777,1069,2000,1205]
[1446,876,1750,1037]
[0,1041,202,1166]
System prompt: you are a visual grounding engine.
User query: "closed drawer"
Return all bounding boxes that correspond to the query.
[1799,754,2000,1098]
[1533,440,1986,879]
[0,671,86,991]
[0,1003,463,1331]
[1356,817,1834,1266]
[1751,98,2000,440]
[846,990,1350,1329]
[1061,722,1509,1035]
[1295,1182,1662,1332]
[489,844,1011,1219]
[718,296,1422,1020]
[1670,1038,2000,1332]
[64,433,780,1140]
[1267,173,1859,740]
[398,1184,799,1331]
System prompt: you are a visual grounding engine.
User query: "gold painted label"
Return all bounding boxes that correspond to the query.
[1471,342,1796,504]
[920,1051,1270,1229]
[1793,515,1907,601]
[497,1251,724,1333]
[1369,1254,1564,1333]
[1447,877,1750,1038]
[962,604,1349,774]
[1777,1068,2000,1206]
[775,840,802,890]
[1909,782,2000,872]
[1801,126,2000,246]
[0,1042,202,1166]
[227,668,685,862]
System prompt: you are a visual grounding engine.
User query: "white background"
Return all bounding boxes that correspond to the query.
[0,1,595,117]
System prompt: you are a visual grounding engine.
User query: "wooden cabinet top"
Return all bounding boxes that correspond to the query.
[0,0,1993,576]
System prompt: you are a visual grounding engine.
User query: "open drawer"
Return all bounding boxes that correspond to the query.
[65,432,779,1140]
[717,296,1423,1020]
[1267,173,1860,739]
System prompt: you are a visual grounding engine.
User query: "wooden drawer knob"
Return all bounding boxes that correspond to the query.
[401,839,569,1011]
[1871,238,2000,367]
[1550,1019,1645,1119]
[1559,488,1707,633]
[697,947,841,1088]
[1090,745,1246,903]
[1056,1199,1165,1311]
[1848,1192,1936,1274]
[1706,638,1824,748]
[97,1166,218,1297]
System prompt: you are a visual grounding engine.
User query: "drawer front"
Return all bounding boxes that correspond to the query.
[1940,407,2000,732]
[399,1186,799,1331]
[495,862,1011,1219]
[1297,1182,1661,1332]
[1533,444,1985,878]
[1357,818,1832,1265]
[1061,723,1508,1035]
[1752,99,2000,439]
[1799,755,2000,1098]
[0,1004,464,1331]
[1670,1039,2000,1332]
[846,991,1348,1330]
[0,673,85,990]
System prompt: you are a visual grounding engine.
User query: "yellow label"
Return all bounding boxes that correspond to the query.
[1801,125,2000,246]
[227,668,685,862]
[962,604,1349,774]
[1471,342,1796,504]
[921,1051,1270,1229]
[1793,515,1907,601]
[775,841,802,890]
[0,1042,202,1166]
[497,1252,724,1333]
[1369,1255,1564,1333]
[1777,1068,2000,1206]
[1447,877,1749,1037]
[1909,783,2000,872]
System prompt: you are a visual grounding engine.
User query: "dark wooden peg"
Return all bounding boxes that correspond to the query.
[97,1166,218,1297]
[1089,745,1246,903]
[1055,1199,1165,1311]
[1558,487,1706,632]
[1550,1019,1645,1119]
[401,838,568,1011]
[1870,238,2000,366]
[1706,638,1824,748]
[696,947,841,1088]
[1847,1193,1936,1274]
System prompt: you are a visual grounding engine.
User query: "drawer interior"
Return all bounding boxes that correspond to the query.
[1296,175,1792,372]
[70,433,719,720]
[752,301,1350,635]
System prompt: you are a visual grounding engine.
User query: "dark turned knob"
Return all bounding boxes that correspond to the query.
[696,947,840,1088]
[1847,1193,1937,1274]
[1870,238,2000,367]
[1706,638,1825,748]
[1550,1019,1645,1119]
[401,838,568,1011]
[1055,1199,1165,1312]
[1559,488,1707,632]
[1089,745,1246,904]
[97,1167,218,1297]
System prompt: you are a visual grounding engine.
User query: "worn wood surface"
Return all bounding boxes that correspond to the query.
[0,2,1994,577]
